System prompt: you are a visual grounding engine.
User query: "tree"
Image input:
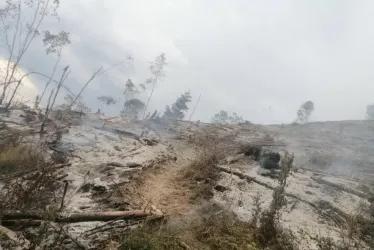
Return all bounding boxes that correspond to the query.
[121,99,145,119]
[296,101,314,123]
[211,110,244,124]
[163,91,192,120]
[97,95,118,106]
[143,53,167,118]
[123,79,139,101]
[229,112,244,124]
[58,93,90,113]
[0,0,64,105]
[121,78,144,119]
[366,104,374,120]
[212,110,230,124]
[97,95,118,113]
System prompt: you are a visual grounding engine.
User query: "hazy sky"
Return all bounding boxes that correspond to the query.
[2,0,374,124]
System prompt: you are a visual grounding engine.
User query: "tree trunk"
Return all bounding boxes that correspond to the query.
[143,75,158,119]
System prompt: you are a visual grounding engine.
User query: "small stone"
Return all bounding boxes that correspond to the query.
[114,145,121,151]
[238,200,244,207]
[155,209,163,216]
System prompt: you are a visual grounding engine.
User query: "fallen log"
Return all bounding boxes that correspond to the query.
[1,210,152,223]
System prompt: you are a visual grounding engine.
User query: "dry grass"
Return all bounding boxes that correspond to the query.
[0,144,43,175]
[192,209,257,250]
[182,126,237,201]
[117,222,183,250]
[104,205,264,250]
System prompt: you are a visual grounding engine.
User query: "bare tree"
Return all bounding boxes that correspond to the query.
[36,30,71,108]
[68,61,126,110]
[366,104,374,120]
[0,0,63,105]
[188,94,201,121]
[211,110,244,124]
[40,65,70,133]
[142,53,167,119]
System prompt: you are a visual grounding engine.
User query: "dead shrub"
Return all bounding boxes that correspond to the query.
[0,136,61,211]
[111,220,182,250]
[182,153,219,200]
[0,163,60,211]
[255,151,297,250]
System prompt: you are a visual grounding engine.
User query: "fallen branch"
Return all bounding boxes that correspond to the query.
[311,176,368,199]
[1,210,153,223]
[107,162,142,168]
[49,146,82,159]
[55,174,68,181]
[55,163,72,169]
[217,165,349,223]
[112,128,140,140]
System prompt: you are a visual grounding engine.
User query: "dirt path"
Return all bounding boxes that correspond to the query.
[127,143,197,216]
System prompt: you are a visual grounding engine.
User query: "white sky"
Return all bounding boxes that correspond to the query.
[0,59,39,105]
[2,0,374,124]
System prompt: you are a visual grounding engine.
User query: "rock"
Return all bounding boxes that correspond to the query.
[126,162,142,168]
[214,185,230,192]
[51,151,68,164]
[257,168,279,179]
[259,151,281,170]
[114,145,121,151]
[259,157,279,170]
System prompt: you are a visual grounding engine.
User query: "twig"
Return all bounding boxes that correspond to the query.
[109,177,132,202]
[83,217,145,236]
[50,223,88,250]
[56,174,68,181]
[143,198,153,213]
[179,241,191,249]
[60,181,69,210]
